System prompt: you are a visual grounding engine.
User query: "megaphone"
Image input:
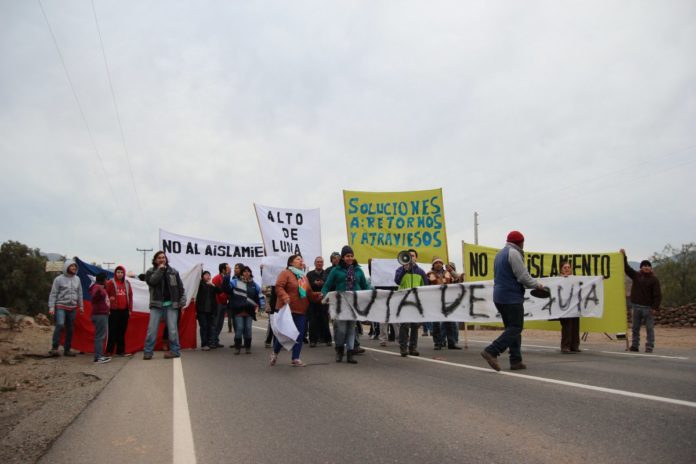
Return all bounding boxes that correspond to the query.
[397,250,413,266]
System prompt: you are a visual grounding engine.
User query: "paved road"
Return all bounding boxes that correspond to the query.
[40,325,696,464]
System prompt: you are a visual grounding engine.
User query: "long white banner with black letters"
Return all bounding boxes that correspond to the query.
[325,276,604,323]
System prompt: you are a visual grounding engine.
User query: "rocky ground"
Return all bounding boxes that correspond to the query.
[0,317,125,464]
[1,316,694,464]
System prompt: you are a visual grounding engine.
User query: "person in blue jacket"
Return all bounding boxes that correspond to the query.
[481,231,545,372]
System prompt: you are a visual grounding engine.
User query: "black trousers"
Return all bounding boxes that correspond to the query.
[106,310,130,355]
[307,303,332,344]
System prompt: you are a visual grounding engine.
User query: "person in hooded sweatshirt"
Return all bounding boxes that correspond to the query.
[322,246,371,364]
[106,265,133,356]
[90,272,112,364]
[48,260,84,357]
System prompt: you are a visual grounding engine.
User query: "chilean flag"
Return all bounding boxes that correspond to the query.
[69,258,200,354]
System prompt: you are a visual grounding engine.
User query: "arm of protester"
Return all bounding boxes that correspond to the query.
[321,270,338,296]
[620,249,637,279]
[48,278,58,314]
[394,266,406,285]
[77,280,84,313]
[508,248,543,289]
[146,267,164,287]
[275,271,291,305]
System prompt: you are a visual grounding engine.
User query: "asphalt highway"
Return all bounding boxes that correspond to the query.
[40,324,696,464]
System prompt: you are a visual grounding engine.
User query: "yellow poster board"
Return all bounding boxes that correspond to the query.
[462,242,627,333]
[343,189,448,264]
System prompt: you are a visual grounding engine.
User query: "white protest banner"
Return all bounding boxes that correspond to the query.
[159,229,265,281]
[368,258,400,288]
[324,276,604,323]
[254,204,322,285]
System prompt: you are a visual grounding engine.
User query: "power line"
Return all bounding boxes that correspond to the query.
[90,0,147,223]
[38,0,120,210]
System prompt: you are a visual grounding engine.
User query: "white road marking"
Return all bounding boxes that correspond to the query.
[597,350,688,360]
[364,347,696,409]
[173,357,197,464]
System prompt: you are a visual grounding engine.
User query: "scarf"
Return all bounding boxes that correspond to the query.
[345,265,355,291]
[289,267,308,299]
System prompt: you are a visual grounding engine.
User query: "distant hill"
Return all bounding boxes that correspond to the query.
[40,252,64,262]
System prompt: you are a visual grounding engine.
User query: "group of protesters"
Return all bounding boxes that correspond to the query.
[47,230,662,370]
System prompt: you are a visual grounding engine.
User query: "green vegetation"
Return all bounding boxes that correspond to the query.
[0,241,56,315]
[651,243,696,307]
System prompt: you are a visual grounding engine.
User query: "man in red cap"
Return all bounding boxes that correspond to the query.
[481,231,545,371]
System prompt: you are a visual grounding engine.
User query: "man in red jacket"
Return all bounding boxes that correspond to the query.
[106,266,133,356]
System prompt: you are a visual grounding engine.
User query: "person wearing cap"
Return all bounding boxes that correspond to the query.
[322,246,371,364]
[620,249,661,353]
[427,257,461,350]
[481,231,545,371]
[395,248,428,357]
[446,262,462,283]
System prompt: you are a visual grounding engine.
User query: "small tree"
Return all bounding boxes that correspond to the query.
[0,241,55,315]
[651,243,696,307]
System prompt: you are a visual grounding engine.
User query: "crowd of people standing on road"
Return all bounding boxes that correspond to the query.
[47,231,662,370]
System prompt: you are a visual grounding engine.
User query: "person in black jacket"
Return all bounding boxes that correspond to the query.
[621,249,662,353]
[195,271,221,351]
[143,251,186,360]
[307,256,333,347]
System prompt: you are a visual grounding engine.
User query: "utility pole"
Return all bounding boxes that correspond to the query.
[474,211,479,245]
[136,248,153,274]
[103,262,115,271]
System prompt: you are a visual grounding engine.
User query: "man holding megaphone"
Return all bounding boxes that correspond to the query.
[394,248,428,357]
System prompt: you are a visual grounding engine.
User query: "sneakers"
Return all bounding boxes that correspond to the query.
[645,347,654,353]
[245,348,251,354]
[481,350,501,372]
[400,348,408,357]
[201,346,210,351]
[163,351,180,359]
[234,347,241,355]
[291,359,306,367]
[448,345,462,350]
[510,362,527,371]
[63,351,76,357]
[143,353,153,360]
[353,347,366,355]
[629,346,639,352]
[94,356,111,364]
[309,342,317,348]
[118,353,133,357]
[269,353,278,366]
[408,349,420,357]
[48,349,61,357]
[434,345,442,351]
[379,341,387,347]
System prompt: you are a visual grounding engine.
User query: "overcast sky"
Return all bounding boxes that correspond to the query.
[1,0,694,274]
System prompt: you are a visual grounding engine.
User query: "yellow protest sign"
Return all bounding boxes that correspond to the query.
[462,242,627,333]
[343,189,448,264]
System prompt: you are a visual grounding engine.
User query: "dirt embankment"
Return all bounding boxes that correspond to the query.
[0,317,125,464]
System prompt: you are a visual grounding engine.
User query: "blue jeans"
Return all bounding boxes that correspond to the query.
[273,313,306,360]
[631,303,655,349]
[485,303,524,365]
[334,320,356,351]
[234,315,253,346]
[52,309,77,352]
[144,308,180,355]
[91,315,108,359]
